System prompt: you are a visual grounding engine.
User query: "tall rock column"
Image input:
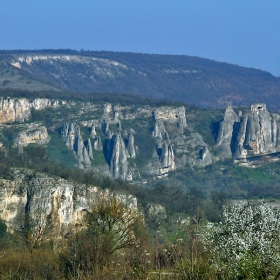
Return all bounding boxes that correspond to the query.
[126,133,136,158]
[160,142,175,170]
[234,104,275,158]
[109,133,129,180]
[216,106,239,158]
[85,139,93,160]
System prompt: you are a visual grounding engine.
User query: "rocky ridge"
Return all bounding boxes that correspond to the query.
[0,96,222,181]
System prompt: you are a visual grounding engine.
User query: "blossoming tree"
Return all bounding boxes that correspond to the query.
[204,201,280,279]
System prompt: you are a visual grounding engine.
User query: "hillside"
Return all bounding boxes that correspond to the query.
[1,49,280,110]
[1,92,280,278]
[1,92,280,200]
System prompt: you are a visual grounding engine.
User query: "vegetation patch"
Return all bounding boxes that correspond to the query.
[47,130,76,167]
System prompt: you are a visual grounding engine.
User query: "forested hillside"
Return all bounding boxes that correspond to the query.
[1,49,280,110]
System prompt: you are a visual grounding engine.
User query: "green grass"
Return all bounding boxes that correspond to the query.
[91,150,107,166]
[187,108,224,146]
[47,130,76,167]
[79,126,91,140]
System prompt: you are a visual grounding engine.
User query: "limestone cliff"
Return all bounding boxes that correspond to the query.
[0,97,60,124]
[216,106,240,158]
[0,169,138,238]
[14,124,49,149]
[0,97,217,182]
[217,103,280,160]
[0,97,31,123]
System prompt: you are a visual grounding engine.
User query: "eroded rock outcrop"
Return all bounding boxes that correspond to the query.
[85,138,93,160]
[109,133,129,180]
[152,120,166,139]
[152,119,176,177]
[0,97,31,123]
[14,125,49,149]
[0,97,60,124]
[93,135,103,151]
[217,103,280,160]
[61,123,91,166]
[153,106,187,128]
[235,104,275,158]
[158,142,175,177]
[126,133,136,158]
[0,169,138,238]
[216,106,240,158]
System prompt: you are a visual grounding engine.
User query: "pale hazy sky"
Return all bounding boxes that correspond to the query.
[1,0,280,76]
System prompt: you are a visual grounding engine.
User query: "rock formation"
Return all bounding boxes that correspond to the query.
[217,103,280,159]
[0,169,138,238]
[198,146,212,166]
[0,97,60,124]
[14,125,49,149]
[85,138,93,160]
[152,120,166,139]
[158,142,175,176]
[109,133,129,180]
[153,106,187,128]
[235,104,275,158]
[216,106,240,158]
[90,125,97,138]
[61,123,91,166]
[126,133,136,158]
[93,135,103,151]
[0,97,31,123]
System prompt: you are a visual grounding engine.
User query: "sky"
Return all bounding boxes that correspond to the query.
[1,1,280,76]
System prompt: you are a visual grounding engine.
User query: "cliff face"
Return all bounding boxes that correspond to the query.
[0,97,59,124]
[216,106,240,158]
[217,103,280,162]
[0,97,31,123]
[14,123,49,149]
[0,169,138,238]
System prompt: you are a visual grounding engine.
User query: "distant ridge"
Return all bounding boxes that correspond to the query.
[0,49,280,110]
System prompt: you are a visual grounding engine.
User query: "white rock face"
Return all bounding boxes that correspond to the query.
[14,125,49,149]
[0,97,59,124]
[12,55,129,69]
[216,106,240,158]
[153,106,187,129]
[32,98,59,110]
[217,103,280,159]
[0,170,138,238]
[0,97,31,123]
[126,133,136,158]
